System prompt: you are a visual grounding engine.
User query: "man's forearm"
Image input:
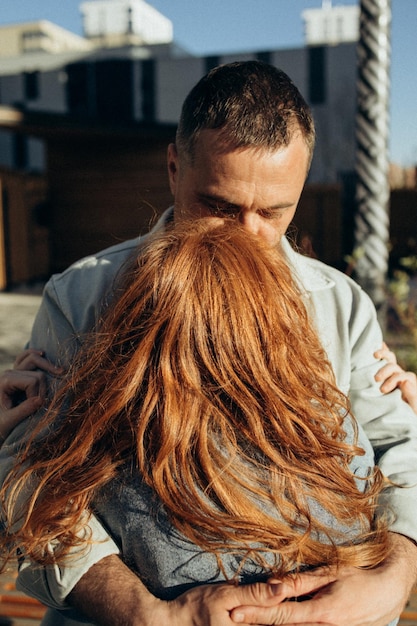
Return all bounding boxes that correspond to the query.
[389,532,417,587]
[67,554,288,626]
[67,554,163,626]
[67,534,417,626]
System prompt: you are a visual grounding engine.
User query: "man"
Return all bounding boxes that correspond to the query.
[1,61,417,626]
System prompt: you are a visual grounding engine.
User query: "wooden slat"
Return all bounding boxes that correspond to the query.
[400,586,417,623]
[0,601,46,620]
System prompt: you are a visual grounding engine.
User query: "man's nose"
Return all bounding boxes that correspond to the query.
[238,210,262,235]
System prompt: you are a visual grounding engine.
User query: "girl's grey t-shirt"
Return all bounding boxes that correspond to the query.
[95,415,376,600]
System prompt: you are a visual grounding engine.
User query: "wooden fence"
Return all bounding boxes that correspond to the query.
[0,166,416,289]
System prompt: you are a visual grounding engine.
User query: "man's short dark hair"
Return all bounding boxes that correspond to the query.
[176,60,315,165]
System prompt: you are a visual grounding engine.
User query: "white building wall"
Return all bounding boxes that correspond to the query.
[131,1,173,43]
[81,0,173,44]
[0,21,92,58]
[302,4,359,46]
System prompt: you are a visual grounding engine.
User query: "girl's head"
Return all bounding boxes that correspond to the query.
[2,220,389,576]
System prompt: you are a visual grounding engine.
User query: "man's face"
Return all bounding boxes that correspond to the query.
[168,128,310,248]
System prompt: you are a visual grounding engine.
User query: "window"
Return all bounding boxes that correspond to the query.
[24,71,40,101]
[308,46,326,104]
[22,30,48,54]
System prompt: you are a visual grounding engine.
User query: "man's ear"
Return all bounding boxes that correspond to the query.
[167,143,179,195]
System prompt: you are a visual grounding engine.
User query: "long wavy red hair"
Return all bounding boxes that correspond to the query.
[1,220,389,576]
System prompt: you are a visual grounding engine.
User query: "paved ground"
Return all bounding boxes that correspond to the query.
[0,288,43,371]
[0,288,416,625]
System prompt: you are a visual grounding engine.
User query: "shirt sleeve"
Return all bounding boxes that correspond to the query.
[16,516,120,609]
[347,284,417,542]
[1,276,120,608]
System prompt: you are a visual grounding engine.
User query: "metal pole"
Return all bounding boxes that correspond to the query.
[354,0,392,310]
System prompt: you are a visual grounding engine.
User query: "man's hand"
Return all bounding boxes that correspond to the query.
[167,580,286,626]
[68,554,285,626]
[374,343,417,414]
[0,349,62,442]
[230,533,417,625]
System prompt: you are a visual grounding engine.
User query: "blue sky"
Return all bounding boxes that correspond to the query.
[1,0,416,165]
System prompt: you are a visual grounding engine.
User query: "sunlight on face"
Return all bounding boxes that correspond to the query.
[168,129,310,248]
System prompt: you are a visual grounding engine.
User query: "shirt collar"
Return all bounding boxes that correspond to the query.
[279,237,335,293]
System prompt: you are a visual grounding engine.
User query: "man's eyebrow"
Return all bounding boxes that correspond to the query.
[198,193,293,210]
[198,193,239,208]
[264,202,294,210]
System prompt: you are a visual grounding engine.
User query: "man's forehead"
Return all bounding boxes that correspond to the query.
[193,127,310,158]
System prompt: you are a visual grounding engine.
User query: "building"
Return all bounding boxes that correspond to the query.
[0,43,359,184]
[0,20,93,59]
[302,2,359,46]
[0,1,399,286]
[0,2,360,184]
[80,0,173,47]
[0,0,186,176]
